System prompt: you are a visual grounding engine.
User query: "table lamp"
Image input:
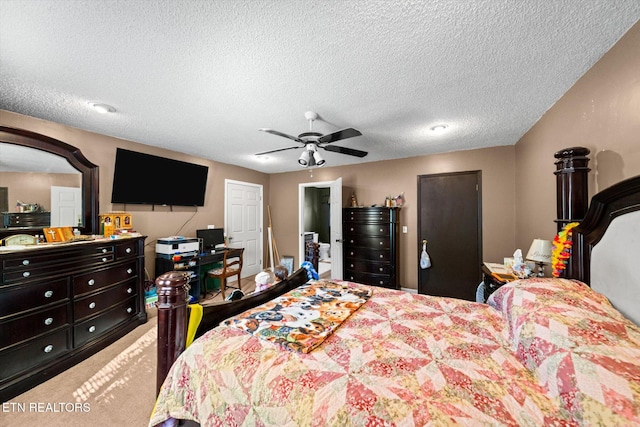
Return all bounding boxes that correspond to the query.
[526,239,553,277]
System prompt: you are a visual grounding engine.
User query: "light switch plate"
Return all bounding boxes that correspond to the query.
[402,226,408,233]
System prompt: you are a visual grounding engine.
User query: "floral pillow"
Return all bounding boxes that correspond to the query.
[488,278,640,424]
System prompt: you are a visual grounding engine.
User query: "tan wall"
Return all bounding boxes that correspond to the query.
[1,171,80,211]
[268,146,516,289]
[0,110,270,279]
[515,21,640,251]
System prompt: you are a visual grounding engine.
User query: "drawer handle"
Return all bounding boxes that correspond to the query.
[127,287,133,294]
[350,240,354,243]
[380,281,384,284]
[43,345,54,353]
[102,248,108,253]
[380,254,384,258]
[379,241,383,245]
[44,290,53,298]
[127,268,133,274]
[102,257,108,262]
[350,252,354,256]
[22,259,30,266]
[44,317,53,326]
[350,227,354,231]
[126,307,133,314]
[89,302,96,309]
[88,326,96,333]
[380,228,384,232]
[379,267,383,271]
[23,271,31,277]
[350,264,354,268]
[88,279,95,286]
[125,247,132,254]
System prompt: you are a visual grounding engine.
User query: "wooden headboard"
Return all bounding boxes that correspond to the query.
[555,147,640,325]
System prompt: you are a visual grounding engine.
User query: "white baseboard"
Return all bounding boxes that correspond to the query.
[401,287,418,294]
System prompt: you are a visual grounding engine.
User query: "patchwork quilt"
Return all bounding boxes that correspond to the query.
[151,283,572,426]
[488,278,640,425]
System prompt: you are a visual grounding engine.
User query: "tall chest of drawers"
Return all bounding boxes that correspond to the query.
[343,207,400,289]
[0,236,147,401]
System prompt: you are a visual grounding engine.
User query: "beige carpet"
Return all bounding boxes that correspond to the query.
[3,311,158,427]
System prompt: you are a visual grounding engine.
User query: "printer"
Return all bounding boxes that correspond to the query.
[156,236,200,258]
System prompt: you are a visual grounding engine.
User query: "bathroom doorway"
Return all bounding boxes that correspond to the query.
[298,178,343,279]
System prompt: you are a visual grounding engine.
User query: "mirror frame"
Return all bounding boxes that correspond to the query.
[0,126,99,238]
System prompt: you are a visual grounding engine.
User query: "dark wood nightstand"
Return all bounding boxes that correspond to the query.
[481,264,516,302]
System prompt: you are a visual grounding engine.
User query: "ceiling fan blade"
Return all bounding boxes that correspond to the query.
[259,128,303,143]
[317,128,362,144]
[322,145,368,158]
[255,146,301,156]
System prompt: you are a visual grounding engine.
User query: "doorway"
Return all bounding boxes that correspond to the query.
[298,178,343,279]
[417,171,482,301]
[224,179,263,277]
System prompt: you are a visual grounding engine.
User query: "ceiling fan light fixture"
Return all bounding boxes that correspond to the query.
[430,124,448,133]
[313,150,325,166]
[298,150,310,166]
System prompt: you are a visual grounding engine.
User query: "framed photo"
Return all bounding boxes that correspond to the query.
[280,255,294,275]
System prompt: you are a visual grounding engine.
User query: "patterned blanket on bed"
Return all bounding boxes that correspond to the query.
[150,283,571,426]
[223,281,372,353]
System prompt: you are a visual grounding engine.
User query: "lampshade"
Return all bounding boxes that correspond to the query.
[526,239,552,264]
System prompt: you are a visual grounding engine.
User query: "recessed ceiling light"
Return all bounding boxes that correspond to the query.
[430,124,448,133]
[88,102,116,114]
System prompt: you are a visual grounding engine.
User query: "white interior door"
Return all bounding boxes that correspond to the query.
[225,180,263,278]
[50,186,81,227]
[298,177,343,280]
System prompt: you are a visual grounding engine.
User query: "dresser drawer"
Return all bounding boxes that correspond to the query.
[343,259,391,275]
[0,278,70,317]
[2,254,116,284]
[1,303,70,347]
[343,270,394,288]
[74,280,137,321]
[115,241,138,258]
[344,236,391,249]
[74,298,139,347]
[344,247,392,261]
[2,245,115,270]
[0,327,71,381]
[343,223,391,236]
[344,209,393,223]
[73,261,137,296]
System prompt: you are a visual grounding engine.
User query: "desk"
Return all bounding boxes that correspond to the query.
[155,249,231,302]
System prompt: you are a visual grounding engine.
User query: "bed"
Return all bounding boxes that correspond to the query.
[150,154,640,426]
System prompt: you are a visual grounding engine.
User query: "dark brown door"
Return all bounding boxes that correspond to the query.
[418,171,482,301]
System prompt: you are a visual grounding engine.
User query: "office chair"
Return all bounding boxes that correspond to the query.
[206,248,244,299]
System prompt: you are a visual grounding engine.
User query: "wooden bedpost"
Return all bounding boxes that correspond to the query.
[554,147,590,278]
[156,271,190,395]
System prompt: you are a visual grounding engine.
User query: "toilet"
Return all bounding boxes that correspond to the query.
[319,243,330,260]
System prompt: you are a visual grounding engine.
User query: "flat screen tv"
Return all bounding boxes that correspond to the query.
[111,148,209,206]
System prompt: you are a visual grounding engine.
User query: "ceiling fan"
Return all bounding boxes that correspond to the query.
[256,111,367,167]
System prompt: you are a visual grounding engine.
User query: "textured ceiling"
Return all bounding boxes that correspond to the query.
[1,0,638,174]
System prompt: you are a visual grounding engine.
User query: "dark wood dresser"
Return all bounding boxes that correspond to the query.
[0,236,147,401]
[343,207,400,289]
[1,211,51,228]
